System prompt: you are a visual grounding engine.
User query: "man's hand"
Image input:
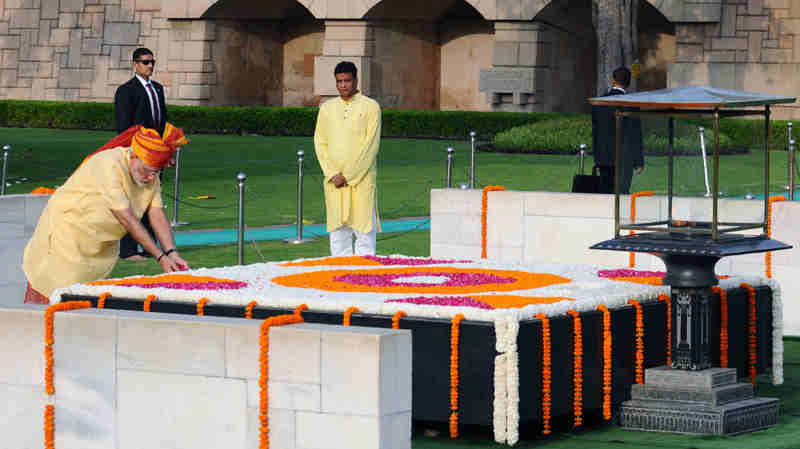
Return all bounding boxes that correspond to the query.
[158,250,189,272]
[634,166,645,175]
[330,173,348,188]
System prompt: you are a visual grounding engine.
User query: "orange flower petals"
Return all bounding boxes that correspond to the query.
[143,294,157,312]
[272,266,571,295]
[712,287,729,368]
[343,306,360,326]
[472,295,576,309]
[89,273,241,286]
[597,304,612,420]
[567,310,583,428]
[245,301,259,319]
[44,404,55,449]
[281,256,383,267]
[481,185,506,259]
[741,283,758,385]
[97,292,111,309]
[197,298,210,316]
[628,191,654,268]
[450,314,466,438]
[609,276,663,286]
[259,314,304,449]
[392,311,407,329]
[658,294,671,366]
[293,304,308,316]
[766,196,787,278]
[44,301,92,395]
[535,313,552,435]
[628,299,645,384]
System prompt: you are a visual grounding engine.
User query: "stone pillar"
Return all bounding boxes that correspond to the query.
[314,21,373,102]
[479,22,552,113]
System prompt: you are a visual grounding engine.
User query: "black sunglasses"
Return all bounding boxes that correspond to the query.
[136,59,156,66]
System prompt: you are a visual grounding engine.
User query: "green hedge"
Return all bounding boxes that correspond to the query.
[492,114,791,154]
[0,100,557,139]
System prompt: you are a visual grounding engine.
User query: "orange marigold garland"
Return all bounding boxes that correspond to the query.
[597,304,613,420]
[245,301,259,319]
[627,299,645,384]
[628,191,654,268]
[293,304,308,316]
[567,310,583,427]
[343,306,360,326]
[197,297,210,316]
[535,313,552,435]
[392,311,407,329]
[450,313,466,438]
[143,294,157,312]
[44,404,55,449]
[741,283,758,385]
[259,313,305,449]
[711,286,729,368]
[766,196,787,278]
[658,294,671,366]
[96,292,111,309]
[44,301,92,395]
[481,185,506,259]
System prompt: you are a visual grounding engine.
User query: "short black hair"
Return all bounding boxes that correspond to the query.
[132,48,154,61]
[612,67,631,88]
[334,61,357,78]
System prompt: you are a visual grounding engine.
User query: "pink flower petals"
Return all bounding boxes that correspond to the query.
[597,269,666,278]
[333,272,515,287]
[115,281,248,290]
[363,255,471,266]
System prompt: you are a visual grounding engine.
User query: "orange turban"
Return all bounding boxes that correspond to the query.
[82,123,189,168]
[131,123,189,168]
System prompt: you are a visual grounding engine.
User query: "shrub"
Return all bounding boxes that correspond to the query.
[0,100,555,139]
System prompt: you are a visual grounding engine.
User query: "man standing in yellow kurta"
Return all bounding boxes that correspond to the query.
[314,61,381,256]
[22,124,190,304]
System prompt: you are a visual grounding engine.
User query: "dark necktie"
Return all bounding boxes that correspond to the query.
[146,82,160,126]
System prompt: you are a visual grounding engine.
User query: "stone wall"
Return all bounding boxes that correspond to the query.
[670,0,800,119]
[0,194,48,306]
[0,304,412,449]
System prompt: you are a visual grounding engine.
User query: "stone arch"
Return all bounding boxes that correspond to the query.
[202,0,316,19]
[525,0,684,22]
[361,0,491,20]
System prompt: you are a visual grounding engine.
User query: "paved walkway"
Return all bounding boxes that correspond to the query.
[173,217,430,246]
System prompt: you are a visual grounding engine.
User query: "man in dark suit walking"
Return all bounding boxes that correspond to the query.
[591,66,644,194]
[114,47,168,260]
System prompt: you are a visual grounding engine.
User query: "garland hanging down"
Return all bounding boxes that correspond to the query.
[535,313,552,435]
[597,304,612,420]
[450,314,466,438]
[628,191,654,268]
[766,195,787,278]
[627,299,645,384]
[741,283,758,385]
[712,287,729,368]
[481,185,506,259]
[567,310,583,428]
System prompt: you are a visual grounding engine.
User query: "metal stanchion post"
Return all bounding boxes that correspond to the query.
[1,144,9,196]
[237,172,246,265]
[578,143,586,174]
[698,127,711,197]
[787,123,793,193]
[469,131,476,188]
[287,149,313,244]
[446,147,454,188]
[170,147,189,227]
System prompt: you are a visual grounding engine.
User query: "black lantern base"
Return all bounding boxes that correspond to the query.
[592,232,789,435]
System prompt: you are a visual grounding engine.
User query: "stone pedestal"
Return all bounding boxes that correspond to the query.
[619,367,779,435]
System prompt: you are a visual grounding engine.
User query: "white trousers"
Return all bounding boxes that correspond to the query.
[329,212,377,256]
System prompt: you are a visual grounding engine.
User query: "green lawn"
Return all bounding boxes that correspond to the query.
[3,128,795,231]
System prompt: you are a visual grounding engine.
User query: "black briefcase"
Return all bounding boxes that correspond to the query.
[572,165,601,193]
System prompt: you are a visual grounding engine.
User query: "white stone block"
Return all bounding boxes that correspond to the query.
[0,236,26,284]
[0,307,45,386]
[0,194,26,224]
[268,381,321,411]
[321,326,411,416]
[117,315,226,376]
[523,191,616,218]
[381,412,412,449]
[295,412,380,449]
[430,213,481,247]
[53,311,117,449]
[430,189,481,215]
[523,216,624,266]
[269,324,321,384]
[118,370,247,449]
[225,320,260,379]
[0,384,46,449]
[0,282,26,305]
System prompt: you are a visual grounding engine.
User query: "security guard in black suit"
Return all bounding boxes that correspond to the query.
[114,47,168,259]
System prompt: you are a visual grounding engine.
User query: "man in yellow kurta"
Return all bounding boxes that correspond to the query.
[314,61,381,256]
[22,124,190,304]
